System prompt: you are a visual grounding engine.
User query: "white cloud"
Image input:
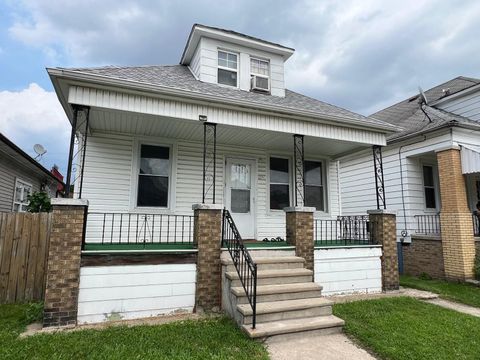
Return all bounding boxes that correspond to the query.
[5,0,480,116]
[0,83,70,171]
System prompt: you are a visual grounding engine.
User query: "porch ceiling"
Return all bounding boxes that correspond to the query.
[88,107,371,156]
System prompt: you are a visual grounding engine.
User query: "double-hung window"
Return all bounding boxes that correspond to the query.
[423,165,436,209]
[304,160,325,211]
[13,179,32,212]
[250,58,270,90]
[137,145,170,207]
[217,50,238,87]
[269,157,290,210]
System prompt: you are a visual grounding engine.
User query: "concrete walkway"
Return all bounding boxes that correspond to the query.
[267,332,376,360]
[425,298,480,317]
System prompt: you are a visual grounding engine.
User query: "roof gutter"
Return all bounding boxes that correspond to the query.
[47,68,398,134]
[387,121,480,145]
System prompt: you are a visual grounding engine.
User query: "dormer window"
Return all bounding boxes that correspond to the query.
[217,50,238,87]
[250,58,270,92]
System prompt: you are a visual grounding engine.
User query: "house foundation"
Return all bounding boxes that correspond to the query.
[285,207,315,271]
[43,199,88,327]
[437,148,476,281]
[368,209,399,290]
[193,204,223,312]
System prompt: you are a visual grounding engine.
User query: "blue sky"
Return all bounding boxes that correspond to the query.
[1,0,480,176]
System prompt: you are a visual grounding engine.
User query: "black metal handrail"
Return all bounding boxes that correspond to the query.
[414,214,441,235]
[222,209,257,329]
[315,215,375,246]
[473,214,480,237]
[84,212,194,248]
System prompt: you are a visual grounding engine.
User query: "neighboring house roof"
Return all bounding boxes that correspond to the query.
[369,76,480,141]
[0,133,64,186]
[52,64,397,132]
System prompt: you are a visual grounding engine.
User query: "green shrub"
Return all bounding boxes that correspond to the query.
[26,192,52,213]
[419,272,432,280]
[474,254,480,280]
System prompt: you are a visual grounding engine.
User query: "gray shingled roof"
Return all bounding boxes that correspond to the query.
[57,64,394,130]
[369,76,480,140]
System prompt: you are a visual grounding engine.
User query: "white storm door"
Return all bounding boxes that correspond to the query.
[225,159,256,239]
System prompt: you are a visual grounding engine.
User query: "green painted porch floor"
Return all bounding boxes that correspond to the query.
[83,243,196,251]
[83,240,374,251]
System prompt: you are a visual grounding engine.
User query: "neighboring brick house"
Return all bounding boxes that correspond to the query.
[0,133,64,212]
[339,77,480,280]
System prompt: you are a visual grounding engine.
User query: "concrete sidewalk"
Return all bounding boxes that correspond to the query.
[267,331,376,360]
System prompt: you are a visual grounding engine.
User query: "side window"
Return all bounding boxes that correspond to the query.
[304,160,325,211]
[269,157,290,210]
[217,50,238,87]
[137,145,170,207]
[13,179,32,212]
[423,165,436,209]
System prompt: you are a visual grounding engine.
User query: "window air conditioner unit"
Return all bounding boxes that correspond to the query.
[251,75,269,92]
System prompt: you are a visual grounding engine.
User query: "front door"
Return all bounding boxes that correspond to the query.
[225,158,256,239]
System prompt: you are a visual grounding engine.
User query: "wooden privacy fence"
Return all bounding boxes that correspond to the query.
[0,212,52,303]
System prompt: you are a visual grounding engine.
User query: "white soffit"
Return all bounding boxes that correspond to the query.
[460,144,480,174]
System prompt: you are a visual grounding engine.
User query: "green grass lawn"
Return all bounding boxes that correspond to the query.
[400,274,480,308]
[0,303,268,360]
[334,297,480,360]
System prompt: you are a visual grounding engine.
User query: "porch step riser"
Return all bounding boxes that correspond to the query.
[225,262,304,272]
[235,290,323,304]
[241,305,333,325]
[230,275,313,287]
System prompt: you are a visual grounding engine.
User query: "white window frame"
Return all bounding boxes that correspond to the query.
[421,163,439,211]
[304,158,328,214]
[12,178,33,213]
[267,155,293,213]
[250,57,270,92]
[217,49,239,88]
[131,138,176,213]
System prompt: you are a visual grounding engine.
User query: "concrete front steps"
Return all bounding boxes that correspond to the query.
[222,255,344,339]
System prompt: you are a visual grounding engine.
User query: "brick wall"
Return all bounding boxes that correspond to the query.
[193,206,222,311]
[437,149,475,280]
[285,208,314,271]
[402,237,445,279]
[368,210,399,291]
[476,240,480,257]
[43,201,87,327]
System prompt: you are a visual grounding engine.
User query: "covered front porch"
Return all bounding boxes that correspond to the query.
[63,97,389,250]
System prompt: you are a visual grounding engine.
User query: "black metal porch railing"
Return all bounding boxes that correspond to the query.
[222,209,257,329]
[314,215,375,246]
[414,214,441,235]
[473,214,480,237]
[83,212,194,249]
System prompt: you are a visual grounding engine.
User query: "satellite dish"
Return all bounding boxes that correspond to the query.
[418,86,428,105]
[33,144,47,160]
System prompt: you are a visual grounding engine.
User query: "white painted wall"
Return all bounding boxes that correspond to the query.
[314,247,382,295]
[339,130,453,238]
[77,264,196,324]
[83,132,340,242]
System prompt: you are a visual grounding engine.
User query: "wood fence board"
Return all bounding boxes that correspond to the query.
[0,212,51,304]
[25,213,39,301]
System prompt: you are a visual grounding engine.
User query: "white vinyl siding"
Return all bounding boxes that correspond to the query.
[82,132,340,241]
[77,264,196,324]
[338,130,454,238]
[68,86,387,146]
[438,89,480,121]
[0,156,42,212]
